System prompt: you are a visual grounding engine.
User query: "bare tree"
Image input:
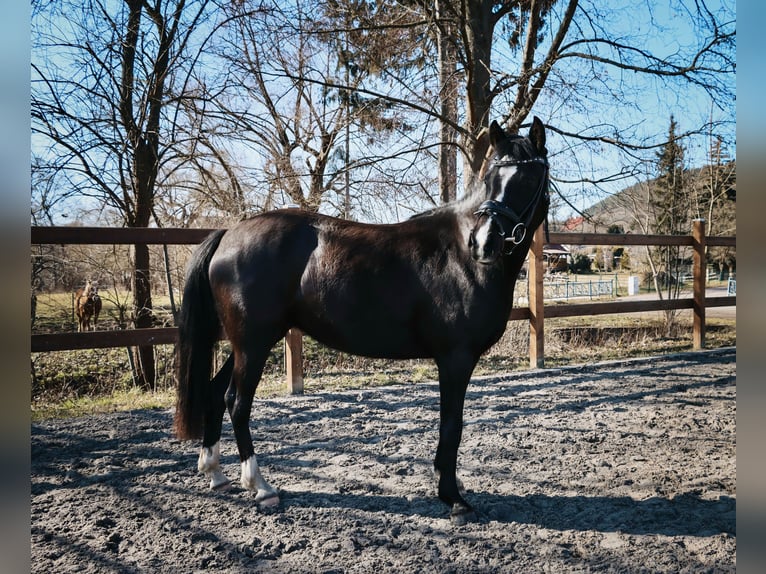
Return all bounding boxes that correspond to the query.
[692,133,736,279]
[172,0,736,222]
[208,0,430,217]
[32,0,220,389]
[392,0,735,198]
[434,0,460,203]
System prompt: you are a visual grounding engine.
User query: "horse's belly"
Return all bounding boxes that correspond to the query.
[293,297,430,359]
[318,333,428,359]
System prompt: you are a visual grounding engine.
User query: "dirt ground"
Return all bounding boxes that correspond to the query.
[31,348,736,573]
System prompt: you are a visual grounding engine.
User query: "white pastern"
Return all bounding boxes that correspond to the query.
[198,442,231,491]
[241,455,280,507]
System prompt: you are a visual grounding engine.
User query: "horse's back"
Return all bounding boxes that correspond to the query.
[209,209,432,294]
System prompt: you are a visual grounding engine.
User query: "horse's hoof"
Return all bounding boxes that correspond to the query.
[450,504,477,526]
[210,479,232,492]
[256,491,281,509]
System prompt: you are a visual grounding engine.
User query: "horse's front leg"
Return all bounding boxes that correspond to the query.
[434,352,477,525]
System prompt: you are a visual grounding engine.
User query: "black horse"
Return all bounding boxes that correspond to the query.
[175,118,550,524]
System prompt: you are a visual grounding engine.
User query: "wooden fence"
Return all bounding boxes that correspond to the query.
[31,221,736,391]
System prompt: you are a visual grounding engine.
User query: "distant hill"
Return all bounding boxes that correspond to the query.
[553,162,736,277]
[558,162,736,236]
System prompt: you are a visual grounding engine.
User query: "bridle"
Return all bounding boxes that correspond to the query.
[470,155,550,258]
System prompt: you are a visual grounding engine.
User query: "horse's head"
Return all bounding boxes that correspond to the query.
[469,117,549,264]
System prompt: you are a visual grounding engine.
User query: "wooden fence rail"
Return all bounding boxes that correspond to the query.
[31,222,736,390]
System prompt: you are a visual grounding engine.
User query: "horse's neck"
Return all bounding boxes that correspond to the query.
[443,184,488,241]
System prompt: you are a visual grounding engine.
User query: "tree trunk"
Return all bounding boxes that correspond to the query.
[130,137,158,390]
[132,242,155,390]
[461,0,494,187]
[437,0,458,203]
[162,243,178,324]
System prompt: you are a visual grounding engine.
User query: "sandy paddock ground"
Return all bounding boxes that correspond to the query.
[31,348,735,573]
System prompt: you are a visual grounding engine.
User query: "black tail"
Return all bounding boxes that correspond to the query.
[174,229,227,440]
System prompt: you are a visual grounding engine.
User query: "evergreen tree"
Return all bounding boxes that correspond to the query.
[652,115,688,237]
[649,115,691,335]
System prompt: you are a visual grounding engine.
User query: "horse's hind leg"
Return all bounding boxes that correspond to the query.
[230,337,280,507]
[198,354,235,490]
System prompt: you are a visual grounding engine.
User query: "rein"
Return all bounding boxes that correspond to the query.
[473,156,550,256]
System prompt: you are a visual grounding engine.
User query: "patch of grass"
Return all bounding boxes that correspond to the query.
[32,387,175,421]
[31,344,178,422]
[542,315,736,366]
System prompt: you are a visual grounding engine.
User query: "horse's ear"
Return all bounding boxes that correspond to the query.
[529,116,547,156]
[489,120,506,149]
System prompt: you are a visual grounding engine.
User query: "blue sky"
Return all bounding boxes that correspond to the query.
[523,0,737,219]
[25,0,737,224]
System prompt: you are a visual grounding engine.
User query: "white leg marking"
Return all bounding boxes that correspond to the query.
[241,455,280,507]
[198,442,231,491]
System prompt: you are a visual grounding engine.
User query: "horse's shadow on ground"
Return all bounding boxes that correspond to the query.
[276,488,735,537]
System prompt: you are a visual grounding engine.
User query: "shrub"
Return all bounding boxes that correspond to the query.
[569,253,592,274]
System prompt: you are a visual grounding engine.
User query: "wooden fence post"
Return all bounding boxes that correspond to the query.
[692,219,706,350]
[285,328,304,394]
[529,224,545,368]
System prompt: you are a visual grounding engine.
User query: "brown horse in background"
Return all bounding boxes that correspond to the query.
[75,280,102,332]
